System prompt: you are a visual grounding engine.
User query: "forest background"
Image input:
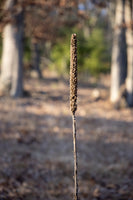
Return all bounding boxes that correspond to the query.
[0,0,133,200]
[0,0,132,107]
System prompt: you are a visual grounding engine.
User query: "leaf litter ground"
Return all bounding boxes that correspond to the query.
[0,75,133,200]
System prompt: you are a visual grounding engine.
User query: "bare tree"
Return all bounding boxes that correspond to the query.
[125,0,133,107]
[0,0,24,97]
[110,0,127,105]
[31,38,42,79]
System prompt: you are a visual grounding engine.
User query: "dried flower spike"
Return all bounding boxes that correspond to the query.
[70,33,77,114]
[70,33,79,200]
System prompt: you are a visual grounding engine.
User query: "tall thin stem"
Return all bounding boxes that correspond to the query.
[70,33,79,200]
[72,114,79,200]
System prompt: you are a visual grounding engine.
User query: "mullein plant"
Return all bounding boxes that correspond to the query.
[70,34,79,200]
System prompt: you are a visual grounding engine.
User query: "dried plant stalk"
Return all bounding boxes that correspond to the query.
[70,33,77,115]
[72,114,79,200]
[70,33,79,200]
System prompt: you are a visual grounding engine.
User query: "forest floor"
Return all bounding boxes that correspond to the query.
[0,74,133,200]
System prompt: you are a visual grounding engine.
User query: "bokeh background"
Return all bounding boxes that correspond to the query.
[0,0,133,199]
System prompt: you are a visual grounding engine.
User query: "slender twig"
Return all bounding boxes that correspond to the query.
[70,33,79,200]
[72,114,79,200]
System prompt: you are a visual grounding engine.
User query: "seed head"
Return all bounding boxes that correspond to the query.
[70,33,77,114]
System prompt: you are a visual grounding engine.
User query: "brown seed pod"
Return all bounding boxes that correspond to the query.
[70,33,78,114]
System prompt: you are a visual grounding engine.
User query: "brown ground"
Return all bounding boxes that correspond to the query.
[0,74,133,200]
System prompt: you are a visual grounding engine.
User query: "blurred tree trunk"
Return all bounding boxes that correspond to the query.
[0,0,24,97]
[125,0,133,107]
[110,0,127,104]
[10,9,24,97]
[107,1,115,53]
[31,40,43,79]
[0,0,14,93]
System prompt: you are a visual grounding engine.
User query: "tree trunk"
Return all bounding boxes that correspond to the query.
[125,0,133,107]
[0,0,24,97]
[31,41,43,79]
[10,10,24,97]
[110,0,127,104]
[0,0,14,93]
